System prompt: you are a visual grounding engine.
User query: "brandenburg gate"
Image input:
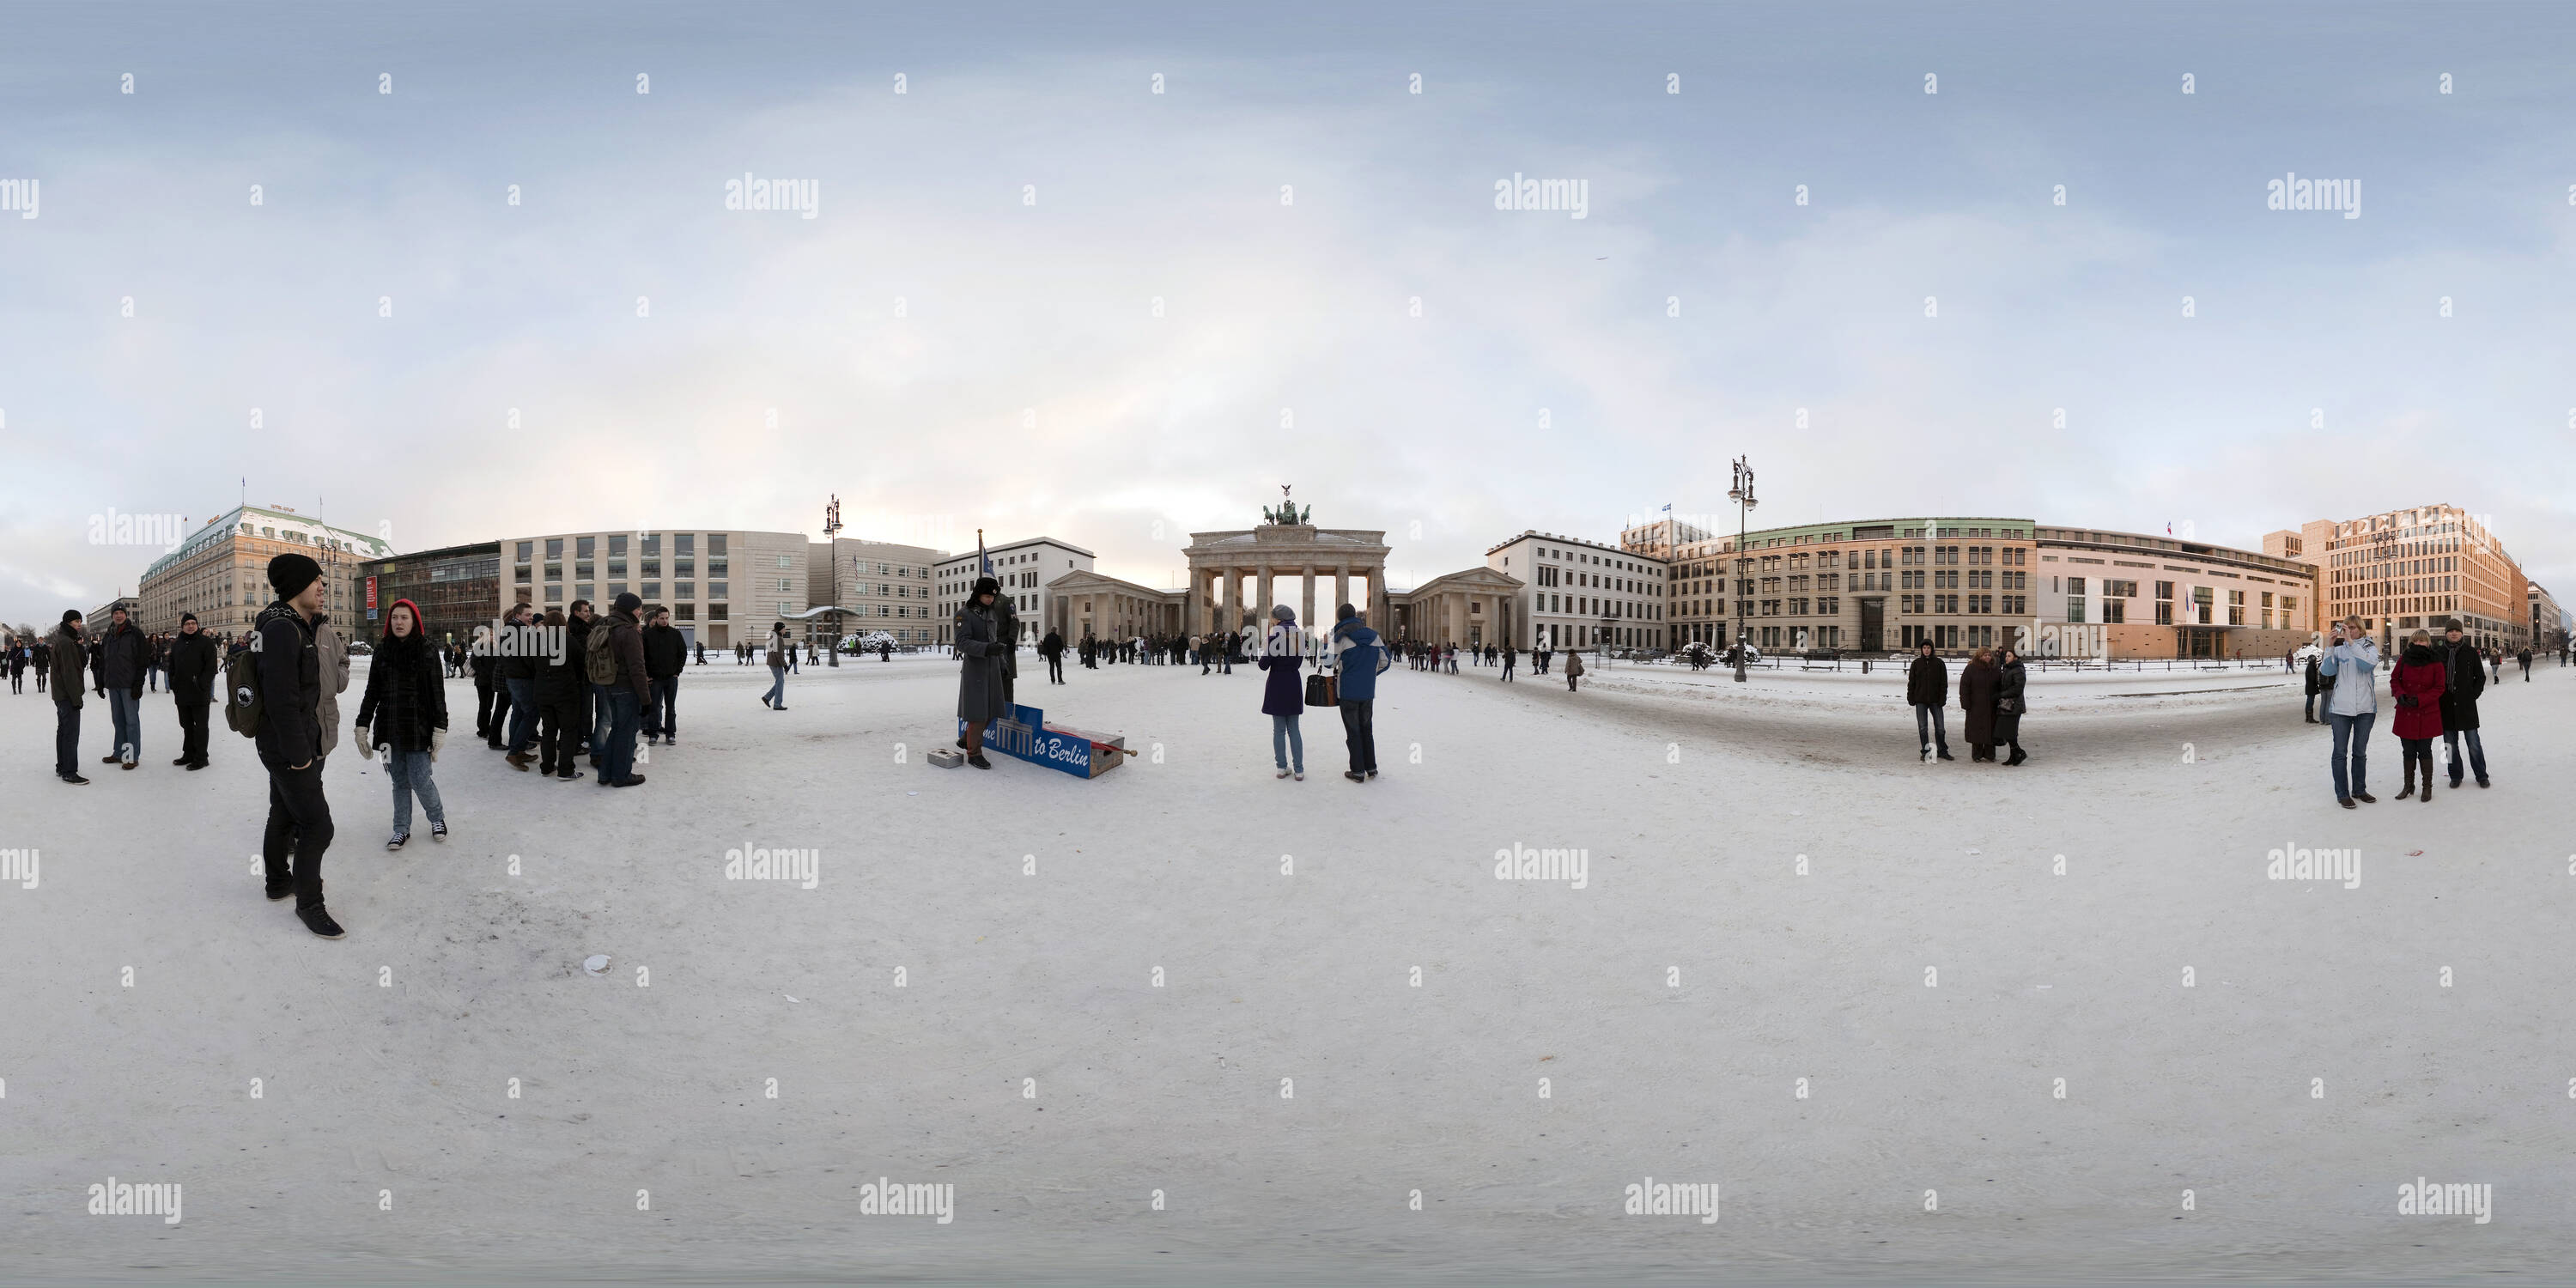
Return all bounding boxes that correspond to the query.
[1182,491,1392,635]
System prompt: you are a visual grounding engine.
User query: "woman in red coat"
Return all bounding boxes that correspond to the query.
[2389,629,2446,801]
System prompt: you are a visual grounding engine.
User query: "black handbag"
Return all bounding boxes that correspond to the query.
[1305,672,1337,708]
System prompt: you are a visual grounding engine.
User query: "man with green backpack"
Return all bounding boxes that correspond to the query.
[242,552,344,939]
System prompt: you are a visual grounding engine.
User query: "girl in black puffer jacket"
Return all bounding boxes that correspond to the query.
[354,598,450,848]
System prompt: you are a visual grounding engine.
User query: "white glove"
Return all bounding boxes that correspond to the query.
[354,724,374,760]
[429,727,446,761]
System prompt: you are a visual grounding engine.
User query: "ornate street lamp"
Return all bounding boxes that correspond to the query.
[823,495,842,667]
[1728,457,1758,683]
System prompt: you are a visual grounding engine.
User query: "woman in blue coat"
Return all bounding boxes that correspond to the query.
[1257,605,1306,780]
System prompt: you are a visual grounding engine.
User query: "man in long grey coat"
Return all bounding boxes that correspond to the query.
[992,592,1019,707]
[313,611,352,760]
[954,578,1010,769]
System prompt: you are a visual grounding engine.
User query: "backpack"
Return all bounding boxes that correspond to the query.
[586,617,621,685]
[223,635,264,738]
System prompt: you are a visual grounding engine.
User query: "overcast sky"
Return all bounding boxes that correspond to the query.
[3,1,2572,623]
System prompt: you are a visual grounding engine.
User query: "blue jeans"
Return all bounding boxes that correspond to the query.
[1913,703,1947,754]
[2443,726,2487,785]
[765,665,787,707]
[505,677,538,754]
[386,749,445,832]
[2327,709,2375,799]
[649,675,678,736]
[106,688,143,762]
[601,689,641,783]
[1271,713,1303,773]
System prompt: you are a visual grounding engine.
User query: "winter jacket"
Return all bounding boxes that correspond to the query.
[1957,658,1998,745]
[313,615,351,757]
[2438,640,2484,732]
[500,613,539,681]
[253,601,325,769]
[167,629,220,704]
[46,625,87,707]
[1905,653,1948,707]
[1258,623,1306,717]
[538,616,586,702]
[2302,657,2323,696]
[1991,659,2026,742]
[2389,645,2446,740]
[1330,619,1386,702]
[992,598,1019,677]
[765,632,787,668]
[1038,632,1064,659]
[93,620,149,694]
[355,633,450,753]
[955,604,1010,722]
[2324,638,2378,716]
[641,623,687,678]
[606,609,652,701]
[1564,651,1585,678]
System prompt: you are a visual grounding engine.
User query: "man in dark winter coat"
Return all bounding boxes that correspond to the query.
[1905,640,1953,762]
[2439,622,2487,789]
[167,612,220,769]
[1329,604,1386,782]
[471,623,504,742]
[641,608,686,744]
[256,553,343,938]
[93,605,149,768]
[2301,653,2324,723]
[598,592,652,787]
[499,603,538,755]
[531,608,587,781]
[47,611,88,783]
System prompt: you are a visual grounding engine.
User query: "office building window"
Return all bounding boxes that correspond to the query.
[677,582,694,599]
[609,535,627,557]
[577,536,595,558]
[708,534,727,556]
[676,533,695,556]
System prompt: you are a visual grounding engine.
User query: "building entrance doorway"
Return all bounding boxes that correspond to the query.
[1858,598,1884,652]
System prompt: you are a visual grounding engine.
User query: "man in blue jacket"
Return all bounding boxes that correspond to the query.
[1329,603,1387,782]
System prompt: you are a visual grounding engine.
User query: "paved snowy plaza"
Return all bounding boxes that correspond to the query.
[2,653,2568,1283]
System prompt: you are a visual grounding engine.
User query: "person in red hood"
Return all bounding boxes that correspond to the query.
[2389,629,2446,802]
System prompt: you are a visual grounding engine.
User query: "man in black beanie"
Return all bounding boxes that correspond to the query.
[167,611,219,769]
[257,551,343,938]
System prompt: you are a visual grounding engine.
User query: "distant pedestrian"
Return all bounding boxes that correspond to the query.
[1257,605,1306,781]
[2518,647,2532,680]
[1500,644,1516,682]
[353,598,450,847]
[762,622,790,710]
[167,612,217,769]
[642,608,684,744]
[1564,648,1584,691]
[2301,651,2324,723]
[1040,629,1066,684]
[1959,646,2001,762]
[1906,641,1953,762]
[1992,646,2028,765]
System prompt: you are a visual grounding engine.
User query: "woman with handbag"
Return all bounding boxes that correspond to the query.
[1993,646,2029,765]
[1258,605,1306,780]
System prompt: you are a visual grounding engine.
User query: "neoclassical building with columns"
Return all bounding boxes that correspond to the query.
[1179,519,1393,635]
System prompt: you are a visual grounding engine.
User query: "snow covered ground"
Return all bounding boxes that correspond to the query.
[1,652,2568,1285]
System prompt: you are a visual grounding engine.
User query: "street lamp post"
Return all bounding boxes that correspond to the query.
[1728,456,1758,683]
[823,495,843,668]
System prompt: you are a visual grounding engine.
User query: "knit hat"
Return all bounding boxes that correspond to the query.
[611,591,642,614]
[382,598,425,642]
[61,608,82,624]
[267,552,324,600]
[1272,605,1294,622]
[179,612,198,626]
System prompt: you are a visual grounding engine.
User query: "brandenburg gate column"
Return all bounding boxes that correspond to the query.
[1255,567,1274,623]
[1219,566,1238,635]
[1334,565,1349,618]
[1299,564,1316,642]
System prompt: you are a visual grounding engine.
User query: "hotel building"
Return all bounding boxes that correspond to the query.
[139,505,395,636]
[2273,503,2529,651]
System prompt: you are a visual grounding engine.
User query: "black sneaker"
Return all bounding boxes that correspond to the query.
[298,904,346,939]
[1344,771,1366,782]
[386,831,409,851]
[612,775,647,787]
[430,820,447,841]
[265,882,293,901]
[60,774,88,785]
[557,770,586,782]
